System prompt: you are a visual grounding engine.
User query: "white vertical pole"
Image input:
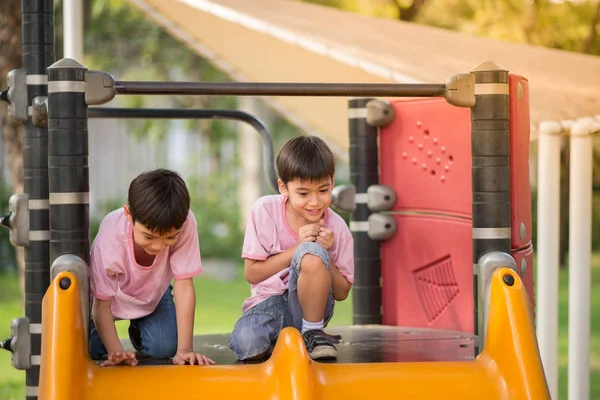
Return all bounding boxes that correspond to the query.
[568,118,593,400]
[536,120,562,400]
[63,0,84,61]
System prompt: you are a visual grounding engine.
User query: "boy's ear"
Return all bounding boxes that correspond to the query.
[123,205,133,223]
[277,179,288,197]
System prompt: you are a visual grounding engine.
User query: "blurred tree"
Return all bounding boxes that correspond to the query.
[0,181,17,273]
[390,0,428,21]
[0,0,25,289]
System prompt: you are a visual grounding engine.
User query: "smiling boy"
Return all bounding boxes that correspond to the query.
[229,136,355,361]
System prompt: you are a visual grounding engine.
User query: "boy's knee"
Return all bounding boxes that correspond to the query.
[299,254,326,275]
[145,336,177,359]
[294,242,330,274]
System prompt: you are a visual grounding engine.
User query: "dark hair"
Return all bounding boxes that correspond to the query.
[276,136,335,184]
[128,168,190,234]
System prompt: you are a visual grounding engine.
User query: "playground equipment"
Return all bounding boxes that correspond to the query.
[0,0,550,399]
[2,56,550,399]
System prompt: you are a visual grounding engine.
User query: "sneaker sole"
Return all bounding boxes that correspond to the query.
[309,345,338,360]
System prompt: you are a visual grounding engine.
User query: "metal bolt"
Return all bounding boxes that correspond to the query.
[521,258,527,277]
[503,274,515,286]
[520,222,526,240]
[59,277,71,290]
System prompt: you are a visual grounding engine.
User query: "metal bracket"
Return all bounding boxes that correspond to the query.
[50,254,90,339]
[32,96,48,127]
[5,194,30,247]
[6,69,28,122]
[366,99,395,127]
[477,251,517,350]
[366,185,396,211]
[332,184,356,212]
[444,73,475,108]
[332,184,397,213]
[85,70,116,105]
[367,213,397,241]
[0,317,32,370]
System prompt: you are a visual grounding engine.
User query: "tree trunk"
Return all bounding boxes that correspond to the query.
[524,0,541,44]
[582,0,600,53]
[392,0,427,22]
[0,0,26,293]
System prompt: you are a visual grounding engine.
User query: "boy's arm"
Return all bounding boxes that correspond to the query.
[173,278,195,353]
[172,278,215,365]
[330,263,352,301]
[244,245,298,284]
[91,298,125,354]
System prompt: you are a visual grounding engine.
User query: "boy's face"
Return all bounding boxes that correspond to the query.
[279,177,333,224]
[124,206,182,256]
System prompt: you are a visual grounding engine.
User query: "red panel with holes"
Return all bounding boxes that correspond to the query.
[378,76,534,331]
[379,97,472,217]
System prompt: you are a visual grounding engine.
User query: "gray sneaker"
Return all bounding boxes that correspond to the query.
[302,329,338,360]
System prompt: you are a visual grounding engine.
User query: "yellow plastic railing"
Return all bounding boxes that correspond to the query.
[39,268,550,399]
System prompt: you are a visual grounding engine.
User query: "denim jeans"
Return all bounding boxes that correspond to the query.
[88,285,178,359]
[229,242,335,360]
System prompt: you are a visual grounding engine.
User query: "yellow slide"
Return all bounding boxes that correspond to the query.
[38,267,549,399]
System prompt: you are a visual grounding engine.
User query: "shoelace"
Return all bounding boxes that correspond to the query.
[304,330,339,347]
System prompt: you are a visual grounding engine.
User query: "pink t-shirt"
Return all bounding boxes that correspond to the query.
[89,208,203,320]
[241,195,354,312]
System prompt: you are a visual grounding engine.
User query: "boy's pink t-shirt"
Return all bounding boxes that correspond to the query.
[241,195,354,312]
[89,208,203,320]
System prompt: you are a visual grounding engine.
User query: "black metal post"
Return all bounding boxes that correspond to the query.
[470,62,511,356]
[114,81,447,98]
[348,98,381,325]
[47,58,90,275]
[21,0,53,398]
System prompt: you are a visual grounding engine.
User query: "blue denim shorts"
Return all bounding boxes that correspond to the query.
[229,242,335,360]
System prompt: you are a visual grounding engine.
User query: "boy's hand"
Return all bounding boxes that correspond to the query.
[101,351,138,367]
[297,223,321,243]
[317,225,334,250]
[173,350,216,366]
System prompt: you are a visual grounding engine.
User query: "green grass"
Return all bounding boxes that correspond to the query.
[0,259,599,400]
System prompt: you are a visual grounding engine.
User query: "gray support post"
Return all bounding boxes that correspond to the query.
[470,62,512,355]
[21,1,54,398]
[47,58,90,295]
[348,98,381,325]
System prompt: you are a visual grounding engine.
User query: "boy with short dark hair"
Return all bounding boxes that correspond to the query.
[229,136,354,361]
[89,168,214,367]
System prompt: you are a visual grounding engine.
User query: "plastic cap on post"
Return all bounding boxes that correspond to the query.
[47,57,86,71]
[571,118,594,137]
[538,121,561,136]
[471,61,508,73]
[561,119,575,131]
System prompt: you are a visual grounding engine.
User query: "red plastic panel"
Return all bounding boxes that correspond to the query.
[381,215,473,333]
[379,75,535,330]
[509,75,533,248]
[379,98,472,218]
[381,214,535,333]
[512,243,535,319]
